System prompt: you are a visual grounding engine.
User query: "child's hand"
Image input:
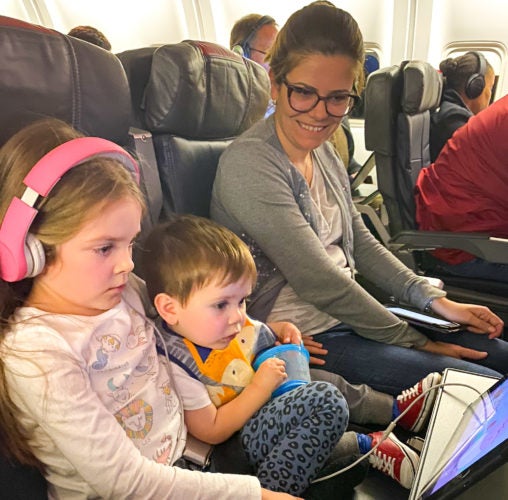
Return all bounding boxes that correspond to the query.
[252,357,288,393]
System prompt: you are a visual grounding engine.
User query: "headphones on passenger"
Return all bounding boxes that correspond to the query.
[232,15,275,59]
[465,51,487,99]
[0,137,140,282]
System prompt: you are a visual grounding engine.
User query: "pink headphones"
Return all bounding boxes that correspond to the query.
[0,137,140,282]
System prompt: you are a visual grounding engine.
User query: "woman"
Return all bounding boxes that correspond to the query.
[211,2,507,395]
[430,51,495,162]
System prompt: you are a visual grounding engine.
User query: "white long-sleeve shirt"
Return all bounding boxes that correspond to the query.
[2,282,260,499]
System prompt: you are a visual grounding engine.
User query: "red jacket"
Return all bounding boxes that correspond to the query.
[415,94,508,265]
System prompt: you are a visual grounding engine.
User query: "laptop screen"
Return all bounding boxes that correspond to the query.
[421,376,508,499]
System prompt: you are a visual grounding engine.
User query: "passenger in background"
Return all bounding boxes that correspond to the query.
[230,14,278,117]
[68,25,112,51]
[211,2,508,397]
[0,119,296,500]
[230,14,278,71]
[416,94,508,283]
[430,51,494,162]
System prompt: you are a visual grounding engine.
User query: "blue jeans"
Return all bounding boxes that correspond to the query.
[433,257,508,283]
[313,325,507,396]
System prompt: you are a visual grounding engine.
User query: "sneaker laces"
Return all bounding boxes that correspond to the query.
[370,449,396,478]
[398,384,420,402]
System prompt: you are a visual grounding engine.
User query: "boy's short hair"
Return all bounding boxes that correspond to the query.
[142,215,257,304]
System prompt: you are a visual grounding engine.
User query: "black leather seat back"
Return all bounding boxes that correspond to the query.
[365,61,442,235]
[122,40,270,218]
[0,15,131,146]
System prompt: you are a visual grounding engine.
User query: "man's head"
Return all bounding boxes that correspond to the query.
[230,14,278,70]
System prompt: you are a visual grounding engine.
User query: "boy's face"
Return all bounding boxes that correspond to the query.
[157,276,252,350]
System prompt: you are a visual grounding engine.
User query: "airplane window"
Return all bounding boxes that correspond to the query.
[349,51,380,119]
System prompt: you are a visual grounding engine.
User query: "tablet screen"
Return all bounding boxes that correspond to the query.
[422,377,508,498]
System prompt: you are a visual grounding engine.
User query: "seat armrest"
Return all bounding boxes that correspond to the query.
[391,231,508,264]
[351,152,376,191]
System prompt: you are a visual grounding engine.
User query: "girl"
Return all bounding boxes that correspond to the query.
[0,118,297,499]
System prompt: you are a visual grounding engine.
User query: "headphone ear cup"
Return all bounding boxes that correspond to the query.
[465,74,485,99]
[232,44,245,57]
[24,232,46,278]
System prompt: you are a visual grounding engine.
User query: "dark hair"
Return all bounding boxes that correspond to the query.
[68,25,112,51]
[268,3,365,91]
[440,52,493,95]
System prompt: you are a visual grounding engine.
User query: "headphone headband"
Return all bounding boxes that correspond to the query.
[233,15,275,59]
[0,137,140,282]
[464,51,487,99]
[24,137,140,196]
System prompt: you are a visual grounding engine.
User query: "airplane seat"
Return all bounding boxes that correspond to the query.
[0,16,132,146]
[121,40,270,220]
[364,61,508,323]
[0,15,164,276]
[0,16,163,497]
[365,60,442,238]
[116,46,158,129]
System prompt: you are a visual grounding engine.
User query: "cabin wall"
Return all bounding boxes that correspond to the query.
[2,0,507,161]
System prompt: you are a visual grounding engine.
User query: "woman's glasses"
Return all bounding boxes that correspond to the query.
[283,79,359,118]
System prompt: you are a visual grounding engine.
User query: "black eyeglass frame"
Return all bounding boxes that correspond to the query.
[249,47,268,56]
[282,79,359,118]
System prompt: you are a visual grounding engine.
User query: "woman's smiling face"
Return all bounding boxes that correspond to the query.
[271,53,357,159]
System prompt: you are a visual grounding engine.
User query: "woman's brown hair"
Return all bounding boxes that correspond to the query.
[268,2,365,93]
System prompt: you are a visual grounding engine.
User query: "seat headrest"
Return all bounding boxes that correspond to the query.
[402,60,443,115]
[116,47,158,129]
[0,16,132,146]
[143,40,270,138]
[364,65,402,154]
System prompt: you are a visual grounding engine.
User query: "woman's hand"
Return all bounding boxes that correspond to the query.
[267,323,328,366]
[267,321,302,345]
[417,339,488,360]
[431,297,504,339]
[302,336,328,366]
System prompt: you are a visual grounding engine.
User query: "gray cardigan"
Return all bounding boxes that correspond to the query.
[211,116,445,347]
